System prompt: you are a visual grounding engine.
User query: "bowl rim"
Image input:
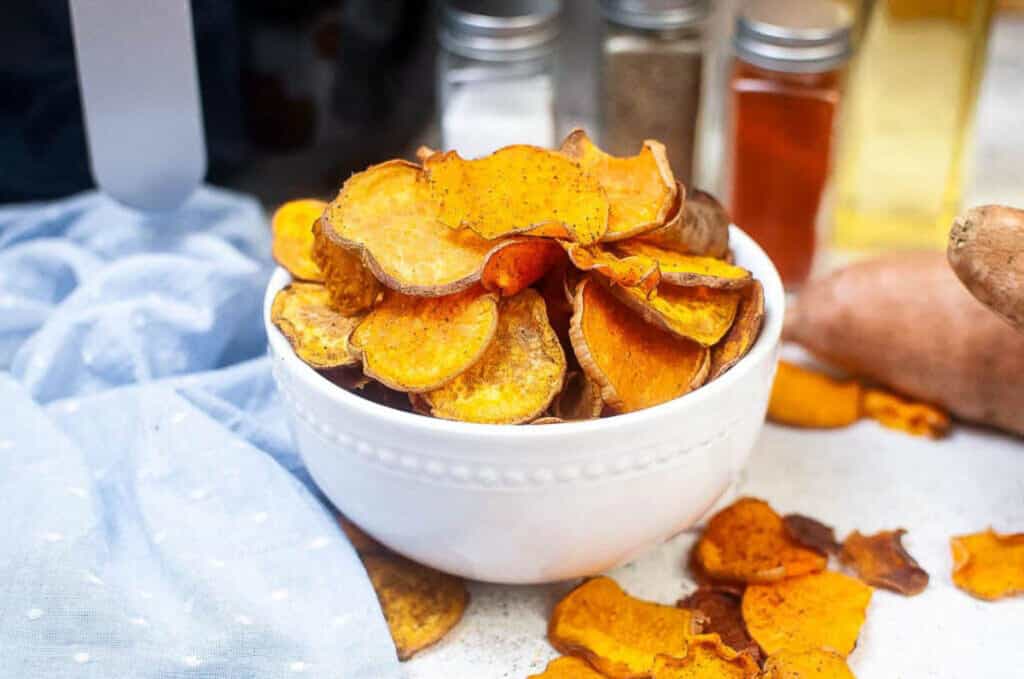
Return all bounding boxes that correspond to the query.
[265,225,784,441]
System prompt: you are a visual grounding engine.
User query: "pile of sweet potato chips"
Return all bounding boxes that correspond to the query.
[271,130,765,423]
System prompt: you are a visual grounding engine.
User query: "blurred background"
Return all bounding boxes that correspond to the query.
[3,0,1022,287]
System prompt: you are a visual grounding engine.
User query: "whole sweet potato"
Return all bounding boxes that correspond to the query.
[785,252,1024,436]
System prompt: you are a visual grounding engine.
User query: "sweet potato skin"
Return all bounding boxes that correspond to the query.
[785,252,1024,436]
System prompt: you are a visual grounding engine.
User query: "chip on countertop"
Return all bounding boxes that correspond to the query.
[760,648,855,679]
[678,588,761,664]
[950,529,1024,601]
[841,529,929,596]
[527,656,607,679]
[650,635,760,678]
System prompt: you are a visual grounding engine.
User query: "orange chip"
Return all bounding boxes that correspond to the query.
[424,146,609,244]
[614,241,752,290]
[678,588,761,664]
[710,282,765,380]
[639,187,730,259]
[861,389,951,439]
[761,649,855,679]
[271,199,326,281]
[650,635,760,679]
[570,276,710,413]
[561,241,661,295]
[549,576,702,679]
[271,282,363,369]
[362,553,468,660]
[742,571,873,657]
[695,497,827,584]
[312,217,383,315]
[350,287,499,392]
[841,529,929,596]
[609,282,742,347]
[422,289,566,424]
[338,515,384,554]
[553,370,604,421]
[950,529,1024,601]
[783,514,841,557]
[481,238,565,297]
[528,656,607,679]
[559,129,676,242]
[767,362,862,429]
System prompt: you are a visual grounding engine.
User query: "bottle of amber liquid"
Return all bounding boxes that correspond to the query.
[726,0,853,288]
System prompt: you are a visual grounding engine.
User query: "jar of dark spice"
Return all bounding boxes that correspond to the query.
[599,0,710,184]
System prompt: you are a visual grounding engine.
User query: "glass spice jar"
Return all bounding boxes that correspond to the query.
[437,0,561,159]
[726,0,852,289]
[599,0,710,184]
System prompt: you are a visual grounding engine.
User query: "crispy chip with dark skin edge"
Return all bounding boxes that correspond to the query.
[950,529,1024,601]
[695,498,827,584]
[537,259,575,349]
[861,389,951,439]
[767,362,862,429]
[415,145,439,163]
[710,282,765,380]
[408,392,432,416]
[609,281,742,347]
[553,370,604,421]
[362,553,468,661]
[841,529,929,595]
[527,656,608,679]
[570,276,710,413]
[760,649,855,679]
[424,146,609,244]
[337,515,385,554]
[742,571,873,658]
[783,514,841,557]
[561,241,661,295]
[614,241,752,290]
[638,187,730,258]
[271,283,363,369]
[350,287,499,393]
[312,217,384,315]
[559,128,676,242]
[549,577,703,679]
[481,238,565,297]
[678,588,762,664]
[422,289,566,424]
[650,635,760,679]
[531,416,566,425]
[271,198,326,281]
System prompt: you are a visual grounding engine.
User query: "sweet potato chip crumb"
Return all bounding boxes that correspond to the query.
[950,529,1024,601]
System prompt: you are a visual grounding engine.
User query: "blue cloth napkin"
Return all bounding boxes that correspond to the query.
[0,190,403,678]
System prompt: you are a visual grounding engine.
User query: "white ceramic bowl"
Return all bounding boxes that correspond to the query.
[266,226,783,584]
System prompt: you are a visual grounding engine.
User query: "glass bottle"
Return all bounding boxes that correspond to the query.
[831,0,995,252]
[437,0,560,159]
[599,0,710,184]
[726,0,853,289]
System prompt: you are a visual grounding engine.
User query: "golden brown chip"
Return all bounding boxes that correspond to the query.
[615,241,752,289]
[362,553,468,661]
[570,276,710,413]
[783,514,841,557]
[695,498,827,584]
[767,362,862,429]
[271,199,326,281]
[609,281,742,347]
[742,571,873,657]
[950,529,1024,601]
[861,389,951,439]
[562,241,661,295]
[650,635,760,679]
[424,146,609,244]
[350,287,499,392]
[528,656,607,679]
[422,289,566,424]
[761,649,855,679]
[481,238,565,297]
[639,187,730,258]
[560,129,676,242]
[312,217,383,315]
[553,370,604,421]
[549,577,702,679]
[841,529,929,595]
[337,515,384,554]
[271,283,363,369]
[678,588,761,664]
[710,282,765,380]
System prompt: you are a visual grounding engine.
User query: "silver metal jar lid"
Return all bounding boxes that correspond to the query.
[734,0,853,73]
[599,0,711,31]
[440,0,561,61]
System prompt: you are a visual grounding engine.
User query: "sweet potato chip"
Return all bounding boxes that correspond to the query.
[783,514,840,557]
[528,656,607,679]
[560,129,676,242]
[615,241,752,290]
[678,588,761,664]
[532,416,566,425]
[639,187,730,258]
[609,282,742,347]
[271,283,363,369]
[562,241,661,294]
[356,379,415,412]
[695,498,827,584]
[761,649,855,679]
[338,514,384,554]
[424,146,609,244]
[767,362,862,429]
[553,370,604,421]
[570,276,710,413]
[861,389,951,439]
[271,198,326,281]
[549,577,702,679]
[742,571,873,657]
[650,635,760,679]
[841,529,929,595]
[710,282,765,380]
[362,553,468,660]
[422,289,566,424]
[950,529,1024,601]
[350,287,499,392]
[312,217,383,314]
[481,238,564,297]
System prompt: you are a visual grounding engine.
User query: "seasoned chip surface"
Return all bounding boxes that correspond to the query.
[271,198,326,281]
[841,529,929,595]
[950,529,1024,601]
[481,238,564,297]
[610,282,742,347]
[270,283,362,369]
[615,241,751,289]
[650,635,760,678]
[562,241,661,294]
[761,649,856,679]
[678,588,761,663]
[312,217,382,314]
[528,656,607,679]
